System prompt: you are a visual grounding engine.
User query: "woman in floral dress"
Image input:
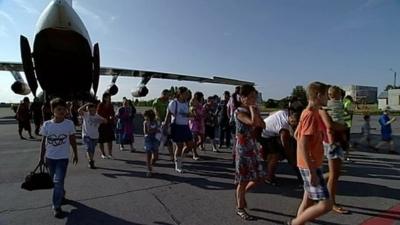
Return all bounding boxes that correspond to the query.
[234,84,266,220]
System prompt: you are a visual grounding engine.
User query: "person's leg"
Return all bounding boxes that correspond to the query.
[18,122,24,139]
[236,182,248,209]
[292,199,333,225]
[47,159,68,210]
[266,153,279,182]
[167,141,174,161]
[107,141,113,157]
[146,152,152,174]
[226,125,232,148]
[99,143,107,158]
[219,125,225,148]
[327,158,347,213]
[296,191,314,217]
[175,142,184,172]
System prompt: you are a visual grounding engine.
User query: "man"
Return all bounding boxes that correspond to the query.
[153,89,173,160]
[217,91,231,148]
[259,109,302,186]
[343,95,355,161]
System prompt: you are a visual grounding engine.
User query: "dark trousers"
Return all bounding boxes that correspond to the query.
[219,123,231,147]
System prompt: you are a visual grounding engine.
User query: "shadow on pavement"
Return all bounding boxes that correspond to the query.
[97,166,234,190]
[340,204,400,221]
[65,200,142,225]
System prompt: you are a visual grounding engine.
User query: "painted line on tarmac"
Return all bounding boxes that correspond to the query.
[360,203,400,225]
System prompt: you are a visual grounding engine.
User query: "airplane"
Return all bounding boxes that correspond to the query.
[0,0,254,102]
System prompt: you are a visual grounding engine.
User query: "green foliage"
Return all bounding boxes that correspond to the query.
[291,85,307,106]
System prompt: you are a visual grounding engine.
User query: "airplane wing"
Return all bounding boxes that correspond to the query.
[0,62,254,86]
[100,66,254,86]
[0,62,24,72]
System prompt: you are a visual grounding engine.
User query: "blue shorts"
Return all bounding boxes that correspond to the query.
[83,136,98,154]
[144,135,160,153]
[323,143,344,160]
[299,168,330,201]
[170,124,193,143]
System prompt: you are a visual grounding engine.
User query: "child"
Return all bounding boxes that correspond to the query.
[359,115,376,149]
[320,86,348,214]
[143,109,161,177]
[38,98,78,218]
[325,86,347,148]
[290,82,332,225]
[189,92,204,159]
[204,96,219,152]
[234,85,266,220]
[78,102,106,169]
[375,109,398,154]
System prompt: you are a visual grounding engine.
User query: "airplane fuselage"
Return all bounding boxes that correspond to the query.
[29,0,97,101]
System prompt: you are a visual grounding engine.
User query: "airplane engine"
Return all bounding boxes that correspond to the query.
[11,81,31,95]
[105,84,118,96]
[131,86,149,97]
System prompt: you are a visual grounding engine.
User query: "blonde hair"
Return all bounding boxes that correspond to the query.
[306,82,328,101]
[328,86,342,99]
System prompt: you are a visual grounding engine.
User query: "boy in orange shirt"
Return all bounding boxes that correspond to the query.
[289,82,333,225]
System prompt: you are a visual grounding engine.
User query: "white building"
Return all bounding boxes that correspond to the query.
[378,89,400,111]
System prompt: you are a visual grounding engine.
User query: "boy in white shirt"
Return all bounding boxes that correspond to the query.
[78,103,106,169]
[38,98,78,218]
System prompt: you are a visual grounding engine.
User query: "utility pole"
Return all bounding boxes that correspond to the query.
[390,68,397,88]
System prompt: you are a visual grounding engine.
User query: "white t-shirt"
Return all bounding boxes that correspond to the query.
[81,112,104,139]
[40,119,76,159]
[261,110,291,138]
[168,99,189,125]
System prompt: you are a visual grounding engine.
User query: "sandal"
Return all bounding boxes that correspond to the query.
[236,208,255,221]
[333,205,349,214]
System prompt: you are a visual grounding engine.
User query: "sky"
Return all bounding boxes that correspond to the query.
[0,0,399,103]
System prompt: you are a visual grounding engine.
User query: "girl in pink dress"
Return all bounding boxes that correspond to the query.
[189,92,205,160]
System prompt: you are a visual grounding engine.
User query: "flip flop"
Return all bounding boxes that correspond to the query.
[333,205,350,214]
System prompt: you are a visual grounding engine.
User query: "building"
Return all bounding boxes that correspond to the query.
[378,91,388,110]
[378,89,400,111]
[341,85,378,104]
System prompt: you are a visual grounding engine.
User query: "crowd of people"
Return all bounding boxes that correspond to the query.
[13,82,399,223]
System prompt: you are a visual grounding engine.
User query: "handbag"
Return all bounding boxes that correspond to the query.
[21,163,54,191]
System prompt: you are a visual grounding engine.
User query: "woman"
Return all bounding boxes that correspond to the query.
[116,98,135,152]
[234,84,266,220]
[97,92,115,159]
[189,92,205,159]
[164,86,194,173]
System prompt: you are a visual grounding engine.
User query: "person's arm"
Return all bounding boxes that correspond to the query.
[39,136,47,165]
[69,134,78,165]
[386,117,396,125]
[298,135,318,185]
[237,106,262,127]
[143,121,149,135]
[77,103,89,116]
[97,115,107,124]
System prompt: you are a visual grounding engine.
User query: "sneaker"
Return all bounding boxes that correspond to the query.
[101,154,107,159]
[212,147,219,152]
[53,208,64,219]
[192,156,200,161]
[175,168,183,173]
[29,136,35,139]
[107,155,114,159]
[20,136,26,140]
[146,171,152,177]
[119,146,125,151]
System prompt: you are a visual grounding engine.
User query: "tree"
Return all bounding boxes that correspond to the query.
[291,85,307,106]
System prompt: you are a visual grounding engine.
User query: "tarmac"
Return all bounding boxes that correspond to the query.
[0,110,399,225]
